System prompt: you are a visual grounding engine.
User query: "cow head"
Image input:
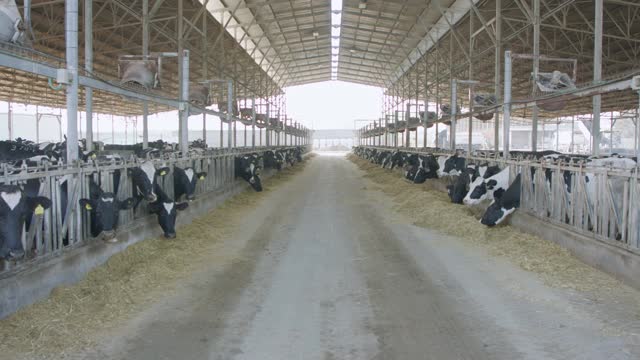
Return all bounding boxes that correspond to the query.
[148,184,189,238]
[0,185,51,259]
[463,178,488,205]
[79,182,134,242]
[248,163,263,192]
[127,161,170,202]
[174,166,207,201]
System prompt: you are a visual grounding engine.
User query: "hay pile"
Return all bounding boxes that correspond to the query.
[348,154,625,293]
[0,156,313,359]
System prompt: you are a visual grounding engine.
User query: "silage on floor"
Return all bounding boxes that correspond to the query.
[347,154,624,293]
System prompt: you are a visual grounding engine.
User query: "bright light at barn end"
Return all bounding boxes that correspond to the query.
[331,0,343,81]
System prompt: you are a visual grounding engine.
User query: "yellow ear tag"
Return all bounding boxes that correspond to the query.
[199,176,205,180]
[91,154,97,159]
[160,171,167,176]
[34,205,44,215]
[85,204,93,210]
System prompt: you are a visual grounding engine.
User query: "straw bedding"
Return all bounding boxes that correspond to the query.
[348,154,627,294]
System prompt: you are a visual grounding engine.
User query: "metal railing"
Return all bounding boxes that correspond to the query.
[0,146,307,275]
[354,145,640,253]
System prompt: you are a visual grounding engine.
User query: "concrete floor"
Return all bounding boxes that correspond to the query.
[85,153,640,360]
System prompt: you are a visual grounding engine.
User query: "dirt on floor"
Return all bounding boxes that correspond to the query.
[0,157,313,360]
[348,154,638,297]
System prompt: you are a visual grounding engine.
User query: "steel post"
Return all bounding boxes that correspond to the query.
[503,51,512,159]
[84,0,93,151]
[65,0,79,163]
[531,0,540,152]
[227,80,233,149]
[592,0,603,156]
[179,50,190,155]
[450,80,457,150]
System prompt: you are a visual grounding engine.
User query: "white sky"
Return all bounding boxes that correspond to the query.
[0,80,382,141]
[285,81,382,130]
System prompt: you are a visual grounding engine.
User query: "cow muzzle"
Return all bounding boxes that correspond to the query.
[7,250,25,260]
[187,194,196,201]
[146,193,158,202]
[164,232,177,239]
[101,230,117,242]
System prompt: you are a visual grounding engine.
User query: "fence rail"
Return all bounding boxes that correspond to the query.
[0,146,305,276]
[355,145,640,254]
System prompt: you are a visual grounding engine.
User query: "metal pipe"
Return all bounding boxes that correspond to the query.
[142,0,149,149]
[592,0,603,156]
[7,101,12,140]
[227,80,232,149]
[503,50,512,159]
[65,0,79,163]
[531,0,540,152]
[83,0,93,151]
[177,0,186,150]
[494,0,502,152]
[450,80,457,150]
[251,97,256,148]
[179,50,190,155]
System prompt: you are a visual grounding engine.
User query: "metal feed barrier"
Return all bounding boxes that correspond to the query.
[0,146,304,275]
[355,146,640,253]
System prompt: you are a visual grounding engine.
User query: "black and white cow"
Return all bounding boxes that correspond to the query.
[448,164,501,204]
[127,161,171,202]
[79,181,135,242]
[440,154,466,177]
[235,154,262,192]
[481,174,522,226]
[173,166,207,201]
[463,167,510,205]
[263,150,283,170]
[412,155,440,183]
[147,184,189,238]
[0,185,51,259]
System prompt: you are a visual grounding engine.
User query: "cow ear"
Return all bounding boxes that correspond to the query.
[197,172,207,180]
[119,197,135,210]
[157,167,170,177]
[27,197,52,214]
[493,188,506,201]
[486,179,497,189]
[79,199,95,211]
[175,202,189,211]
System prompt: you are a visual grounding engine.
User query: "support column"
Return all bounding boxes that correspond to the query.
[450,80,457,150]
[494,0,502,151]
[7,102,12,140]
[84,0,93,151]
[179,50,190,155]
[468,12,474,154]
[266,102,271,147]
[178,0,184,146]
[227,80,233,149]
[65,0,79,163]
[202,1,209,146]
[531,0,540,152]
[503,51,512,159]
[592,0,603,156]
[251,97,256,148]
[142,0,149,149]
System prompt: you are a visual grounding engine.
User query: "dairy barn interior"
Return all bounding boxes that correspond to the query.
[1,0,640,358]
